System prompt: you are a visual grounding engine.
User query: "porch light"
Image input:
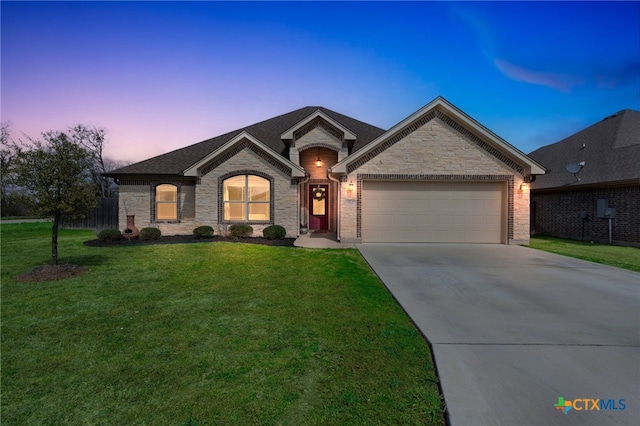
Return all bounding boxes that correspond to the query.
[316,157,322,168]
[520,182,529,192]
[348,181,354,190]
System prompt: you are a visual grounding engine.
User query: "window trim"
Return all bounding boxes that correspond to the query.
[219,171,274,225]
[151,183,181,223]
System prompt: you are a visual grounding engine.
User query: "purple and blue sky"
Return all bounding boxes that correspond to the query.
[2,1,639,163]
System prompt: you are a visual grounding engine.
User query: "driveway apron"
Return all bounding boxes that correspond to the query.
[356,243,640,426]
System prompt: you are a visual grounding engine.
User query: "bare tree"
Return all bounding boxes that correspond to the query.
[1,122,12,201]
[0,123,32,216]
[68,125,114,198]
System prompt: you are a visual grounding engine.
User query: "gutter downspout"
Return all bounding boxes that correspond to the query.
[297,174,310,237]
[327,170,341,242]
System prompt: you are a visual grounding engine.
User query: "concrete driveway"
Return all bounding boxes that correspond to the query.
[356,244,640,426]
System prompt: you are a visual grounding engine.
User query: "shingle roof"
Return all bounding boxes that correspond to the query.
[106,106,386,176]
[528,109,640,190]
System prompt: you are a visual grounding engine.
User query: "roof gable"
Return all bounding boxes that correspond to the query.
[280,109,357,141]
[332,97,545,176]
[529,109,640,189]
[106,106,385,177]
[183,131,306,178]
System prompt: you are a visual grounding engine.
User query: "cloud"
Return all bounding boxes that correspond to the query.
[494,59,584,92]
[594,59,640,90]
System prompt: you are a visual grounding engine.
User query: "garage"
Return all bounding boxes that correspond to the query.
[361,181,505,243]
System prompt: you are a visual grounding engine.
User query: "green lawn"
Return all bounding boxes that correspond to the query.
[1,223,445,425]
[528,235,640,272]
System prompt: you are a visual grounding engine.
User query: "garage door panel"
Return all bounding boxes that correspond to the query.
[362,181,504,243]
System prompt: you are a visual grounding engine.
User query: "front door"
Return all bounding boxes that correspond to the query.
[309,185,329,230]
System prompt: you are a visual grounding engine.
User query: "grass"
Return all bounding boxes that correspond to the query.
[1,223,445,425]
[528,235,640,272]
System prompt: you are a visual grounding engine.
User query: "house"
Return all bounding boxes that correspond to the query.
[528,109,640,246]
[105,97,545,244]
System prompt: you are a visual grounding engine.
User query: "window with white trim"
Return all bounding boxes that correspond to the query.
[156,184,178,220]
[223,175,270,221]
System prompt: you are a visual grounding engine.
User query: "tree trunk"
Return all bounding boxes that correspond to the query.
[51,216,60,266]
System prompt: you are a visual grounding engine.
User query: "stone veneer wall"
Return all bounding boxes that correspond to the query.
[340,117,531,244]
[196,147,298,238]
[295,126,343,152]
[118,146,298,238]
[119,185,152,230]
[118,183,197,235]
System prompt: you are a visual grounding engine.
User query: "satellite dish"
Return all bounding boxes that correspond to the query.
[565,161,585,181]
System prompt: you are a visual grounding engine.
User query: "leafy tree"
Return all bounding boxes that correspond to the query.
[12,130,99,265]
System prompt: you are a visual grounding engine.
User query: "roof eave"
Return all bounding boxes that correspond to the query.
[280,109,357,141]
[532,178,640,192]
[183,131,306,178]
[334,96,546,175]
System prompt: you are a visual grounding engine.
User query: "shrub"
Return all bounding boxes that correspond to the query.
[229,224,253,238]
[263,225,286,240]
[193,225,214,239]
[97,229,123,242]
[139,227,162,241]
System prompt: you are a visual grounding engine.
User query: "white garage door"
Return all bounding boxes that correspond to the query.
[361,181,504,243]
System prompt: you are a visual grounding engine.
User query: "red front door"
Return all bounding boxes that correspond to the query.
[309,185,329,230]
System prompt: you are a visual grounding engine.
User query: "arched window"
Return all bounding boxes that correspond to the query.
[156,184,178,220]
[223,175,270,221]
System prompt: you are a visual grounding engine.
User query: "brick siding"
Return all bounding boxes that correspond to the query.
[531,185,640,245]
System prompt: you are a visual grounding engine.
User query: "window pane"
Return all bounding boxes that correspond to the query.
[313,197,326,215]
[157,203,177,220]
[157,184,177,201]
[248,203,269,221]
[248,176,270,201]
[224,176,246,201]
[225,202,245,220]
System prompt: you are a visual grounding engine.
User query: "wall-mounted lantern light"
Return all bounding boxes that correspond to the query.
[520,182,529,192]
[348,181,354,191]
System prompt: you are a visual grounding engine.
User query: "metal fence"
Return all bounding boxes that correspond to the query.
[63,198,119,229]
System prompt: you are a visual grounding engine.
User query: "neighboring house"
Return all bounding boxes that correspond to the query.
[528,109,640,246]
[105,97,545,244]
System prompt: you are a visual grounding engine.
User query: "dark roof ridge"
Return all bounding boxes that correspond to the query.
[528,108,640,189]
[530,108,639,155]
[106,105,386,177]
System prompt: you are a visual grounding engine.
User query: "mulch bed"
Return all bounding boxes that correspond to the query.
[84,234,297,247]
[16,264,89,283]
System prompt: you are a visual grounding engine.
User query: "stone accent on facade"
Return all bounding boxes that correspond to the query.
[200,139,292,177]
[293,117,344,145]
[118,185,152,231]
[295,126,343,156]
[115,103,539,244]
[347,109,525,175]
[118,181,197,235]
[118,146,298,238]
[196,147,298,238]
[512,175,530,244]
[339,118,530,244]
